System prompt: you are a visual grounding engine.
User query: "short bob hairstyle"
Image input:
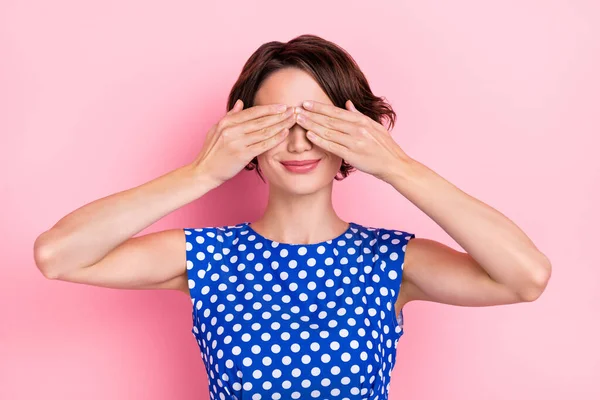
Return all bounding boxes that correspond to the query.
[227,34,397,182]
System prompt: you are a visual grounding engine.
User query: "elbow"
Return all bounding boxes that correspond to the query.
[33,233,61,280]
[518,256,552,302]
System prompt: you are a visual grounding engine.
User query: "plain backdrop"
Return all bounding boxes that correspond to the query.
[1,0,598,399]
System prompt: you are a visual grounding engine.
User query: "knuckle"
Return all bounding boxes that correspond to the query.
[217,119,229,132]
[358,126,369,136]
[254,117,269,130]
[261,126,271,138]
[245,109,257,121]
[261,138,270,150]
[325,115,335,126]
[221,127,231,138]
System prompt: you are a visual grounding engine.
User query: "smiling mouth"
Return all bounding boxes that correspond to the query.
[279,159,321,173]
[280,159,321,166]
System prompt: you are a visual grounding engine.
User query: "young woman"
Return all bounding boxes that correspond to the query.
[33,34,552,400]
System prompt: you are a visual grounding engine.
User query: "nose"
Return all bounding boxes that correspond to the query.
[286,114,313,153]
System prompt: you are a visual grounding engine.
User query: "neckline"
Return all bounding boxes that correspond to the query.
[242,221,356,247]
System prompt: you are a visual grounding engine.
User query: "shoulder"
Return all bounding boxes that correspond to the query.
[352,222,417,303]
[183,223,244,264]
[182,223,248,295]
[351,222,416,277]
[351,221,416,248]
[183,222,248,244]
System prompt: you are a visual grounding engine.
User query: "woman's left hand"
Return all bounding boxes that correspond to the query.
[295,99,411,182]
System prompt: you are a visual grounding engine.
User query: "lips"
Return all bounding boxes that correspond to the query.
[280,159,321,166]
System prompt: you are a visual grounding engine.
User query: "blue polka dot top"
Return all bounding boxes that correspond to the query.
[183,221,415,400]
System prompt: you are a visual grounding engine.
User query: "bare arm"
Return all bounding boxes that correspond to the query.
[33,164,218,288]
[48,229,191,292]
[389,159,551,307]
[33,100,295,291]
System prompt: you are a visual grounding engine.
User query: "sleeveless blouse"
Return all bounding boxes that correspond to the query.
[183,221,415,400]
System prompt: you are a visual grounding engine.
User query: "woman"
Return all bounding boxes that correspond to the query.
[33,34,552,400]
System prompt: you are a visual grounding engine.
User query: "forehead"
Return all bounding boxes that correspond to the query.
[253,67,333,108]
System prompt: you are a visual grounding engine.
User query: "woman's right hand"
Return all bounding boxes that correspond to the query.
[190,99,296,186]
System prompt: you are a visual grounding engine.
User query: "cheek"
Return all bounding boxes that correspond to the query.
[328,152,343,165]
[256,153,281,177]
[256,151,273,166]
[323,155,343,173]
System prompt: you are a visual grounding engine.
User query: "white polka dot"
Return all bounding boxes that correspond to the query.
[184,224,411,399]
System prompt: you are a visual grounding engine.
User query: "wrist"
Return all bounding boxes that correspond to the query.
[382,155,421,185]
[181,162,222,193]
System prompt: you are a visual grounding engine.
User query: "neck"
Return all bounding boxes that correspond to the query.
[250,182,348,244]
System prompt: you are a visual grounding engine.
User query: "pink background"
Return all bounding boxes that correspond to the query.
[1,0,598,399]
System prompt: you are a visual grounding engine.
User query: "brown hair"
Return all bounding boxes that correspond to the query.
[227,34,396,182]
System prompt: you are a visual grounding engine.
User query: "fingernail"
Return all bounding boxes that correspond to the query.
[302,101,313,109]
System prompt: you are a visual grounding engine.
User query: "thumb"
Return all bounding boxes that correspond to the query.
[233,99,244,112]
[346,99,358,112]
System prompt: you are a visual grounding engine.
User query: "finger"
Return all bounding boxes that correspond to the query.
[225,103,289,127]
[209,101,242,146]
[232,99,243,112]
[296,107,362,138]
[203,99,248,159]
[346,99,359,113]
[242,113,296,147]
[306,130,348,159]
[301,100,361,123]
[226,107,294,137]
[225,99,244,115]
[295,113,354,148]
[247,127,290,156]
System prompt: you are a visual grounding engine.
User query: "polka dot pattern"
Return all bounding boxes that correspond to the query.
[184,221,415,400]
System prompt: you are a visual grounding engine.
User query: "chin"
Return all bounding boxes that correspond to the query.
[262,171,337,195]
[282,179,331,195]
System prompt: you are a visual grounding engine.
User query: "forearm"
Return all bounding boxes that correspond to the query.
[34,163,217,276]
[385,157,551,298]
